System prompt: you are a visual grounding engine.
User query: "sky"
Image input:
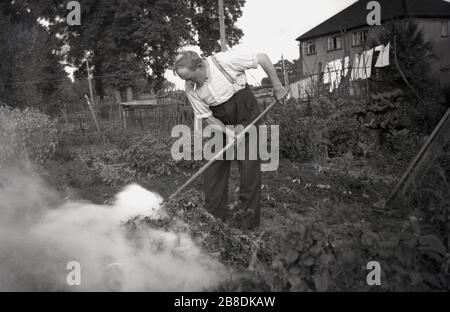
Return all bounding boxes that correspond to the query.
[166,0,358,89]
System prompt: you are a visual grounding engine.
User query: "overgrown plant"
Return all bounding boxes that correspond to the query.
[0,106,58,168]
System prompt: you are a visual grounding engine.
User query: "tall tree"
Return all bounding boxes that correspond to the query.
[0,1,66,113]
[374,20,444,133]
[375,20,438,97]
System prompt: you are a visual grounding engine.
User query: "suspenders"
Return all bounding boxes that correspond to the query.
[211,54,237,85]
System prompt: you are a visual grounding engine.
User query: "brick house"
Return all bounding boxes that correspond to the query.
[295,0,450,88]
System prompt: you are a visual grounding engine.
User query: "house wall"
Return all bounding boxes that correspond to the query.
[299,18,450,86]
[299,25,381,76]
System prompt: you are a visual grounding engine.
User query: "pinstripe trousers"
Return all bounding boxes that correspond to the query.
[204,85,262,229]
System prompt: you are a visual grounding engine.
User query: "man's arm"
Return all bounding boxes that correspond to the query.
[256,53,288,102]
[203,52,287,141]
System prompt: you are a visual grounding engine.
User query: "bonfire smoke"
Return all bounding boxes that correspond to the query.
[0,167,225,291]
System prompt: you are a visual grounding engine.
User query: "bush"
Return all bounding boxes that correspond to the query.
[71,147,135,187]
[124,135,179,176]
[0,106,58,167]
[326,115,360,157]
[269,99,361,161]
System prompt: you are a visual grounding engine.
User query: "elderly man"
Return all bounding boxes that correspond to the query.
[173,49,287,230]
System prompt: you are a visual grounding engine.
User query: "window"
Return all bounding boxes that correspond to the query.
[441,21,449,37]
[327,36,342,51]
[303,42,317,55]
[352,30,368,46]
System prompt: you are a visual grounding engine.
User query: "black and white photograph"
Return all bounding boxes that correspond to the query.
[0,0,449,298]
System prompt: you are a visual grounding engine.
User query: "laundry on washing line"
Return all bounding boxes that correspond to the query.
[361,48,374,79]
[350,48,374,81]
[375,42,390,68]
[318,42,390,91]
[323,62,332,85]
[350,54,360,81]
[343,56,350,77]
[331,59,343,92]
[323,58,345,92]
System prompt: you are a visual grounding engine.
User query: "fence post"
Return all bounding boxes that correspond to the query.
[84,94,101,134]
[78,115,85,136]
[139,109,144,133]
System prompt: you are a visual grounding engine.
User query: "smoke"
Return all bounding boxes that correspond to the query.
[0,167,225,291]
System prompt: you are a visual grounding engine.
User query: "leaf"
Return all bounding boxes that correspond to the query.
[288,266,302,275]
[313,271,330,292]
[422,251,443,263]
[302,257,315,266]
[297,224,306,239]
[391,264,407,275]
[418,235,447,255]
[271,258,285,271]
[361,231,379,247]
[288,276,307,292]
[420,272,442,288]
[310,244,323,256]
[285,250,299,264]
[319,253,335,266]
[409,272,423,286]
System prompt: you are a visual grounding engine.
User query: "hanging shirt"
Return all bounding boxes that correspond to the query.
[324,59,343,92]
[333,59,343,91]
[185,49,259,119]
[360,48,374,79]
[375,42,390,67]
[329,60,337,92]
[350,49,374,80]
[323,61,333,85]
[343,56,350,77]
[350,54,361,81]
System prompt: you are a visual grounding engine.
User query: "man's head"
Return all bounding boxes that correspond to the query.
[173,51,208,85]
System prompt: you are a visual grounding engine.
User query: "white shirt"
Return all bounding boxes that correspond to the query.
[375,42,390,68]
[185,49,259,119]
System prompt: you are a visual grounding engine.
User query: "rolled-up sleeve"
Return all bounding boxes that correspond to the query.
[219,49,259,72]
[185,85,212,119]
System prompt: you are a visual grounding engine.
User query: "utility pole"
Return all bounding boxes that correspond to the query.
[85,59,101,135]
[86,59,96,110]
[218,0,227,51]
[281,54,289,88]
[126,53,134,102]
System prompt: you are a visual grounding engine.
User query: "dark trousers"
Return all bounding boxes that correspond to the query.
[203,85,262,229]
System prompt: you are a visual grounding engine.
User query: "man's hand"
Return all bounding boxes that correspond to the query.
[273,84,288,103]
[256,54,289,103]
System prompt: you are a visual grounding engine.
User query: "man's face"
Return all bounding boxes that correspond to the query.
[176,65,207,86]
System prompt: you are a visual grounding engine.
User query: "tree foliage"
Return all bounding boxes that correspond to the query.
[374,20,438,97]
[40,0,246,93]
[261,58,302,86]
[0,1,66,113]
[374,20,446,133]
